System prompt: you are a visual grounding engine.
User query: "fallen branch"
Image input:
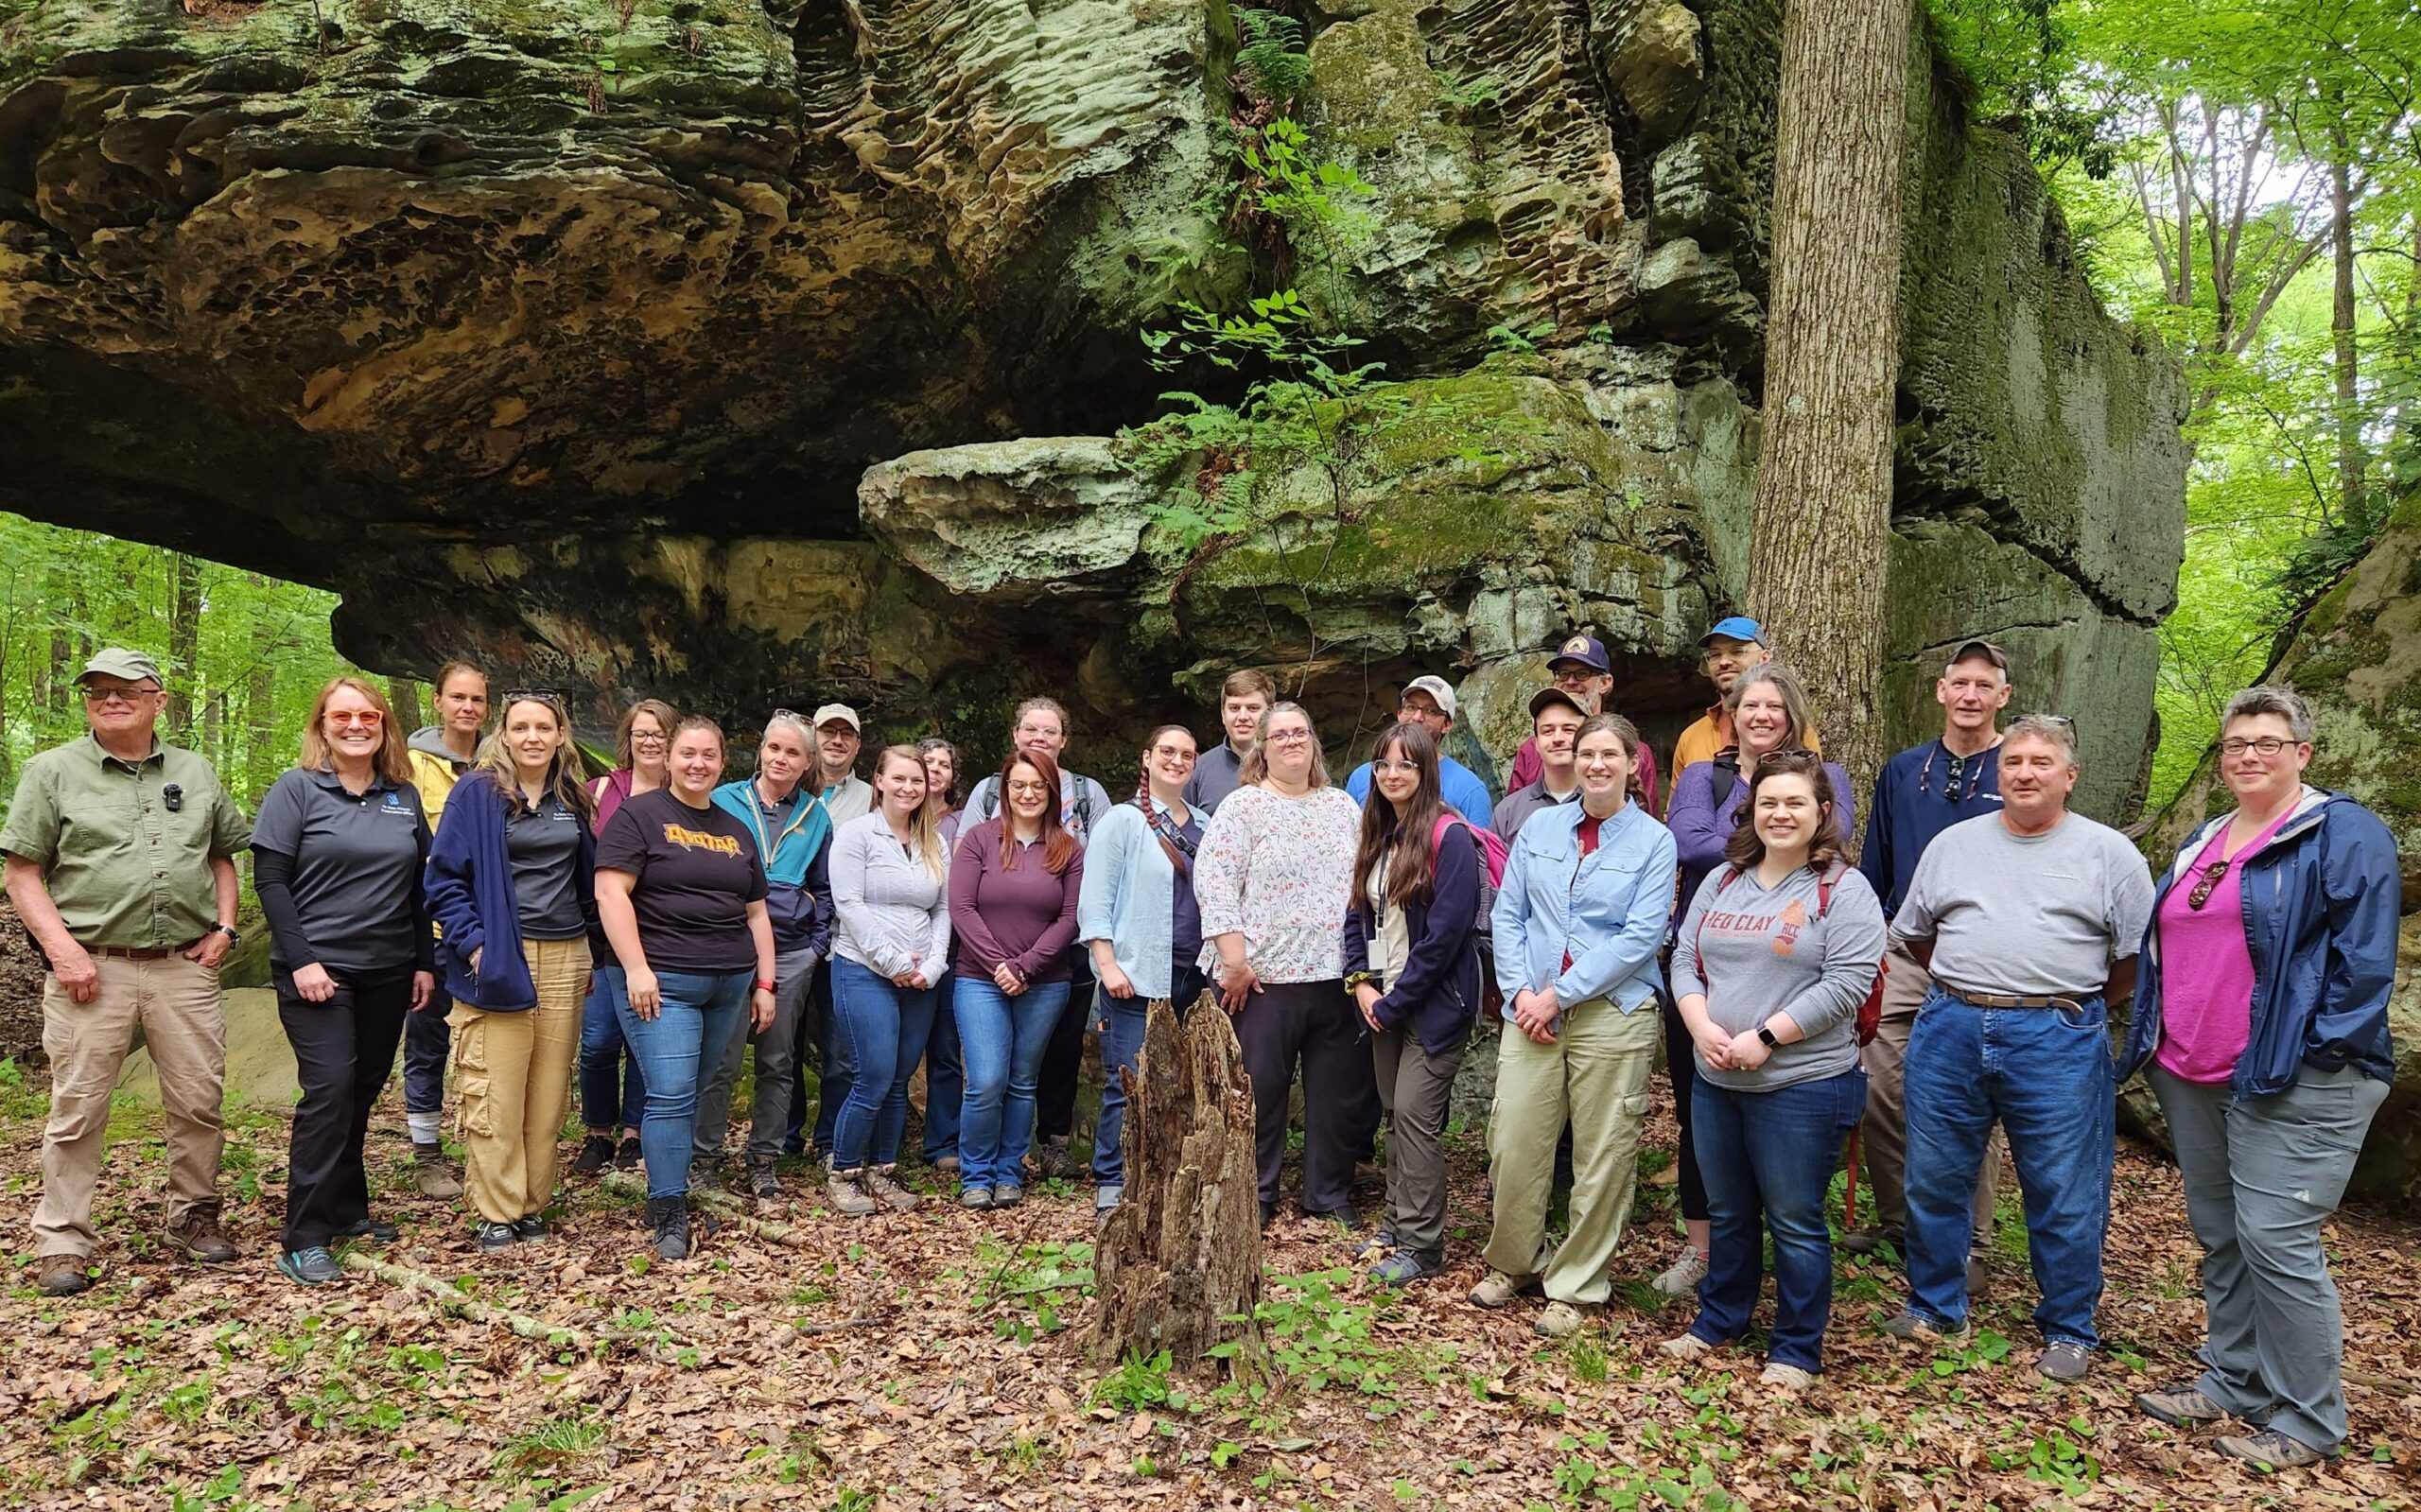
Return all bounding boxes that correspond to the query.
[340,1253,701,1364]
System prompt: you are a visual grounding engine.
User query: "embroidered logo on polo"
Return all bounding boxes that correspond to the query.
[662,823,742,857]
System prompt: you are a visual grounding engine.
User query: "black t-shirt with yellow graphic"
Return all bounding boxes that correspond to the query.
[595,789,769,973]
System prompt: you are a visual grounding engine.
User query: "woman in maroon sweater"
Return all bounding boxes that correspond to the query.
[948,750,1086,1208]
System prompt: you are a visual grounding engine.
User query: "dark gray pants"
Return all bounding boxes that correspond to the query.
[1372,1025,1465,1258]
[691,947,819,1168]
[2151,1062,2388,1452]
[1235,979,1361,1214]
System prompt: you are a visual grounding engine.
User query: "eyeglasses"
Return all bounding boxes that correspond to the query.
[1148,744,1197,763]
[1266,729,1314,745]
[1372,759,1420,775]
[324,711,384,728]
[629,730,668,745]
[2186,860,2232,911]
[82,686,162,704]
[2219,737,2298,757]
[1005,780,1052,796]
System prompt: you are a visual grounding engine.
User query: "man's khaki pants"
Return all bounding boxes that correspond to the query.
[450,938,590,1225]
[34,953,225,1258]
[1860,941,2001,1246]
[1484,995,1661,1305]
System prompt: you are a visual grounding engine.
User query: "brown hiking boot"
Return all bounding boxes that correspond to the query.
[411,1141,462,1200]
[38,1254,93,1295]
[863,1167,921,1212]
[165,1205,237,1263]
[825,1173,880,1217]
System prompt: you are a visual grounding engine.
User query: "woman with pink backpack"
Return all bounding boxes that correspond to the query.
[1343,722,1496,1285]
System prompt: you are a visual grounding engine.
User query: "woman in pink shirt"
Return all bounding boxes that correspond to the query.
[2122,686,2399,1471]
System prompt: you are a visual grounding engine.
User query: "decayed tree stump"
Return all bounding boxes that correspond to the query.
[1087,992,1264,1371]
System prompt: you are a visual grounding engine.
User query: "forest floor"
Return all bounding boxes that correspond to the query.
[0,1056,2413,1512]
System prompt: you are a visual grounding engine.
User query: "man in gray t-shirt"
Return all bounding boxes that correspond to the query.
[1880,717,2154,1384]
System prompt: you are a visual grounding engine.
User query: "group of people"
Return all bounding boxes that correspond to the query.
[5,616,2396,1470]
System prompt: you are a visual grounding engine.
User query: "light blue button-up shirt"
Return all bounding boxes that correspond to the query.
[1491,798,1676,1017]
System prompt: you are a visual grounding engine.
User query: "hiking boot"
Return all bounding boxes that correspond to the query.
[473,1221,517,1252]
[960,1185,994,1210]
[511,1214,549,1243]
[688,1156,723,1194]
[826,1173,880,1217]
[165,1205,237,1263]
[1354,1228,1400,1261]
[411,1142,462,1199]
[1838,1226,1895,1258]
[647,1195,690,1260]
[2135,1384,2227,1428]
[1760,1363,1816,1393]
[863,1167,921,1212]
[573,1135,617,1177]
[1659,1332,1716,1360]
[614,1137,642,1171]
[335,1216,399,1243]
[1035,1136,1079,1179]
[1651,1246,1709,1296]
[932,1154,960,1177]
[1306,1204,1360,1229]
[1878,1309,1971,1346]
[1372,1250,1442,1286]
[2036,1341,2094,1382]
[992,1183,1025,1208]
[1469,1270,1541,1310]
[37,1254,92,1295]
[1535,1301,1589,1338]
[2215,1429,2328,1471]
[277,1246,343,1286]
[746,1161,782,1201]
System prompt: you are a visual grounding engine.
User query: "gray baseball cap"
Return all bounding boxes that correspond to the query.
[76,649,163,686]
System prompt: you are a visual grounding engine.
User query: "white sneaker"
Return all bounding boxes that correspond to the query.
[1659,1332,1716,1360]
[1651,1247,1709,1296]
[1760,1363,1816,1393]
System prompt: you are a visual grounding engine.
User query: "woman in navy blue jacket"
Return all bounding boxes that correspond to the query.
[2122,686,2398,1471]
[1344,722,1484,1285]
[423,692,598,1252]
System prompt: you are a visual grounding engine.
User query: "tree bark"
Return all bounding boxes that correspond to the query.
[1087,993,1265,1374]
[2329,118,2362,526]
[1744,0,1911,789]
[165,553,202,740]
[387,674,425,734]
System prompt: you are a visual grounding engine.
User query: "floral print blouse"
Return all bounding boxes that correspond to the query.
[1193,783,1362,984]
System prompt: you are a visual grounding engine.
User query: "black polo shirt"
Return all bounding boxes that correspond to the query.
[251,767,430,972]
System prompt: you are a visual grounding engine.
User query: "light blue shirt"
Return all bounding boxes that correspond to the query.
[1491,799,1676,1017]
[1075,799,1193,999]
[1346,755,1494,826]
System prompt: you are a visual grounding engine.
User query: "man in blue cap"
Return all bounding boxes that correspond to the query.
[1672,615,1820,774]
[1503,634,1660,815]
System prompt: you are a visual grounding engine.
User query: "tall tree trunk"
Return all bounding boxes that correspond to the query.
[2329,119,2361,526]
[1744,0,1911,789]
[387,674,425,734]
[247,580,279,796]
[165,553,202,741]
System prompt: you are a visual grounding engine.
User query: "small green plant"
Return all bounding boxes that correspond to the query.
[498,1415,608,1474]
[967,1238,1095,1343]
[1092,1348,1189,1414]
[1234,9,1311,107]
[1988,1418,2102,1497]
[1566,1333,1609,1384]
[831,1490,880,1512]
[1435,69,1506,112]
[1485,320,1556,355]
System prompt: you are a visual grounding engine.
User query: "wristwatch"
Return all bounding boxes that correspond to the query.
[1755,1023,1780,1050]
[213,925,241,944]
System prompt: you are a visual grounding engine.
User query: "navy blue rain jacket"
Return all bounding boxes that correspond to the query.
[1343,820,1484,1056]
[424,776,599,1011]
[2121,788,2399,1098]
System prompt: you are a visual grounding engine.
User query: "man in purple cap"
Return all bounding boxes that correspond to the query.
[1505,634,1660,814]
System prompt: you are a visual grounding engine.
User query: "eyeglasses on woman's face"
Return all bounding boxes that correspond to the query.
[1265,728,1314,745]
[2219,737,2298,758]
[1148,743,1196,763]
[324,710,384,728]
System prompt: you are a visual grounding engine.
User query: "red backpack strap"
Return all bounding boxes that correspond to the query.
[1690,865,1744,956]
[1815,859,1850,917]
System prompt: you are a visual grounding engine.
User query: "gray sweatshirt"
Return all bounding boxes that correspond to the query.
[829,811,952,978]
[1669,861,1887,1092]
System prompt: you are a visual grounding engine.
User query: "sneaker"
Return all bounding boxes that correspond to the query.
[646,1195,689,1260]
[688,1157,723,1194]
[511,1214,549,1242]
[826,1173,880,1217]
[1651,1246,1709,1296]
[1659,1332,1716,1360]
[2214,1429,2328,1471]
[277,1246,343,1285]
[1470,1270,1542,1310]
[2036,1341,2094,1382]
[1372,1250,1442,1286]
[992,1184,1025,1208]
[960,1185,994,1209]
[573,1135,617,1177]
[1838,1226,1893,1257]
[864,1168,921,1212]
[1535,1300,1589,1338]
[746,1162,782,1201]
[411,1141,463,1199]
[614,1137,642,1171]
[1760,1363,1816,1393]
[165,1205,237,1263]
[1878,1309,1971,1346]
[473,1221,518,1252]
[37,1254,92,1295]
[2135,1384,2227,1427]
[336,1216,400,1242]
[1354,1228,1399,1261]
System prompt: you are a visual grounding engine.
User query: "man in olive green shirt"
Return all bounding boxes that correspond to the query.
[3,650,250,1294]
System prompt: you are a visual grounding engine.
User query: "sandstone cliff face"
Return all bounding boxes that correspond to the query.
[1,0,2184,813]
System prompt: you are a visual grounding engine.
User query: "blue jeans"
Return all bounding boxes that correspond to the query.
[954,975,1073,1190]
[1904,987,2115,1347]
[788,964,853,1156]
[828,957,941,1171]
[578,966,646,1133]
[1686,1069,1865,1372]
[1090,964,1205,1187]
[403,984,451,1133]
[921,973,963,1161]
[614,968,752,1199]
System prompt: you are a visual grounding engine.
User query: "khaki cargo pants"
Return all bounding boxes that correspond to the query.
[449,937,591,1225]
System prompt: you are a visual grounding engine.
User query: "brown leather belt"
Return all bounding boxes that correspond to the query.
[1943,986,2081,1012]
[89,941,201,961]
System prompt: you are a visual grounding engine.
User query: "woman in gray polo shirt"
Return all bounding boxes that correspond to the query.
[1661,749,1885,1391]
[253,678,437,1285]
